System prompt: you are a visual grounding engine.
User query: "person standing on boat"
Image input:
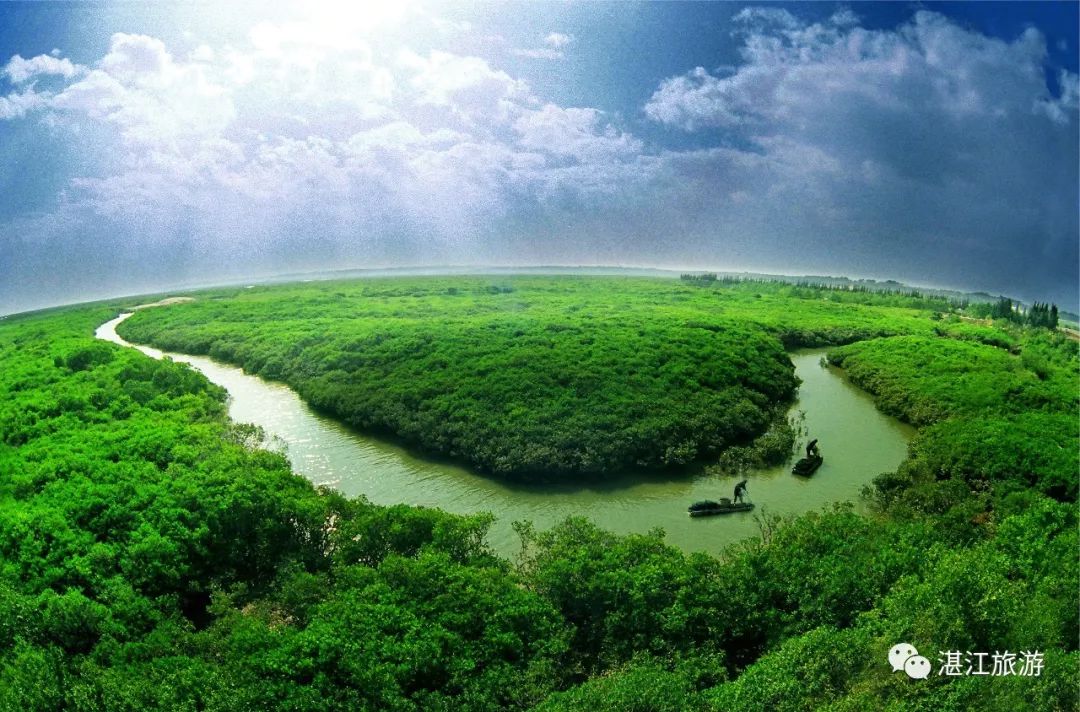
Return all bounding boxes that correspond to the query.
[806,439,819,458]
[733,479,748,504]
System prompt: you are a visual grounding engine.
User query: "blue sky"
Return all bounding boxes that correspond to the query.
[1,1,1077,313]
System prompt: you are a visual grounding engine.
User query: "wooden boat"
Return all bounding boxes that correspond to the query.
[792,454,824,476]
[688,497,754,517]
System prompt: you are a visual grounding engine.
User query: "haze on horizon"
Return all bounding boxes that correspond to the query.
[1,1,1077,316]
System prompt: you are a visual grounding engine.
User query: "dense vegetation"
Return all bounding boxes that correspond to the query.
[1,276,1076,710]
[970,296,1061,330]
[116,277,956,480]
[829,329,1078,516]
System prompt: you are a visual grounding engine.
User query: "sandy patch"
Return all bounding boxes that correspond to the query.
[131,296,196,310]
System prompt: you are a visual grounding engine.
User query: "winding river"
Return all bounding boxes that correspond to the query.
[97,313,914,558]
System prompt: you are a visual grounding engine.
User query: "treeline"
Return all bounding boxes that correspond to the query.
[787,282,963,312]
[969,297,1060,330]
[0,291,1075,710]
[1025,301,1059,329]
[680,271,976,309]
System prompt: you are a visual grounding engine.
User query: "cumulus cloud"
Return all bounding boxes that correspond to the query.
[50,70,126,117]
[0,8,1075,314]
[99,33,172,82]
[731,7,802,31]
[24,32,235,153]
[3,53,80,83]
[0,18,646,314]
[648,11,1076,130]
[403,49,533,124]
[642,10,1077,301]
[0,89,48,118]
[515,104,640,160]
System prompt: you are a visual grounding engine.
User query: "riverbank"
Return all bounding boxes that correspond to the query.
[98,313,913,557]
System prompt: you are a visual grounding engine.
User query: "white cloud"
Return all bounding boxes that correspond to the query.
[402,49,534,126]
[829,9,860,28]
[100,33,172,83]
[3,53,80,83]
[1043,69,1079,123]
[0,89,48,118]
[649,10,1076,131]
[512,31,575,60]
[190,45,216,62]
[50,70,126,117]
[515,104,641,161]
[0,19,643,267]
[644,65,777,129]
[642,9,1077,299]
[732,7,801,31]
[0,9,1075,313]
[345,122,467,152]
[544,32,574,49]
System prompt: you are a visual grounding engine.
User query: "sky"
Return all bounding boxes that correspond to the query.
[0,1,1077,314]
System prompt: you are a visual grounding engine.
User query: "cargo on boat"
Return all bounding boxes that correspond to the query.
[792,454,824,476]
[688,497,754,517]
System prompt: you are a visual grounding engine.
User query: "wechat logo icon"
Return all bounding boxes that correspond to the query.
[889,643,930,680]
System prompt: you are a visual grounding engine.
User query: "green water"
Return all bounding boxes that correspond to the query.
[98,314,914,558]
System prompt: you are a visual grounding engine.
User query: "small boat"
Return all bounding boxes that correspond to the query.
[792,454,824,476]
[688,497,754,517]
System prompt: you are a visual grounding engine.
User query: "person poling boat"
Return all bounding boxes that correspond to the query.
[793,438,824,476]
[688,478,753,517]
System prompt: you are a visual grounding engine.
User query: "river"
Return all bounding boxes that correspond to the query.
[96,313,914,558]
